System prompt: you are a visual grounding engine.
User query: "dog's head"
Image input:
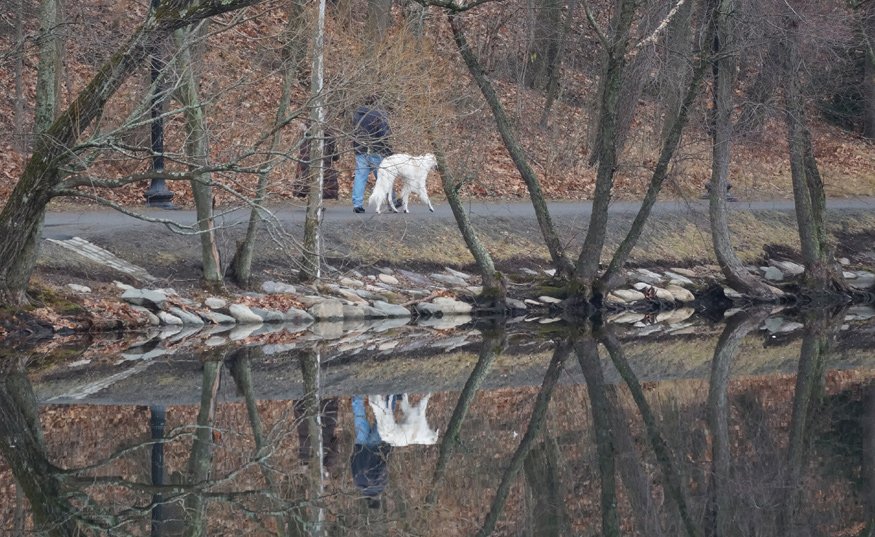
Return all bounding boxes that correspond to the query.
[422,153,437,171]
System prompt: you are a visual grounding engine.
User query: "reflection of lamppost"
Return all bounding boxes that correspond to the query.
[144,0,174,208]
[150,405,166,537]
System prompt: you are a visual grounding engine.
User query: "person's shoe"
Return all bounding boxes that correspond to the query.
[353,206,365,213]
[393,198,403,209]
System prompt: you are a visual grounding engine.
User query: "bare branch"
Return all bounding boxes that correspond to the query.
[630,0,688,58]
[582,0,609,50]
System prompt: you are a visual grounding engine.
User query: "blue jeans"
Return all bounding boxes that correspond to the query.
[352,396,382,447]
[352,153,381,208]
[352,153,394,208]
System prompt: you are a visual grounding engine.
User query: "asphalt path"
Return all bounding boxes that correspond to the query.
[41,197,875,240]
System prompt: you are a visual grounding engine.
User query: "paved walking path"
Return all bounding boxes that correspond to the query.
[41,198,875,240]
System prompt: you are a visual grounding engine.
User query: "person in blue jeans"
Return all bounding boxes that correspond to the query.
[351,395,395,509]
[351,96,399,213]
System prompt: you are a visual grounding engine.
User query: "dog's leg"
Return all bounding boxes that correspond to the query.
[418,182,434,212]
[401,182,412,213]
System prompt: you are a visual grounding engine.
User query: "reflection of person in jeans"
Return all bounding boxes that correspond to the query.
[351,395,393,509]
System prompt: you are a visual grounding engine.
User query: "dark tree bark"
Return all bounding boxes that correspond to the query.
[859,2,875,139]
[474,340,570,537]
[13,0,27,152]
[229,1,302,288]
[449,12,574,277]
[0,0,267,305]
[704,308,768,537]
[779,11,847,296]
[573,0,637,294]
[0,369,80,537]
[574,335,620,537]
[432,141,506,309]
[539,0,577,127]
[599,327,701,537]
[174,23,223,287]
[427,323,506,505]
[523,437,571,537]
[707,0,780,301]
[598,3,714,294]
[524,0,563,90]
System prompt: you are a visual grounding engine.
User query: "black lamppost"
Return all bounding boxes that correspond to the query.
[144,0,174,208]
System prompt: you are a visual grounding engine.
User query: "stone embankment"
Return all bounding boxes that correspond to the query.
[54,256,875,342]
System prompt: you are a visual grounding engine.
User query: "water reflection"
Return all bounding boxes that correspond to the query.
[2,311,875,535]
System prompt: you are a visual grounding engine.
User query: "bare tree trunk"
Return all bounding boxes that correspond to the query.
[707,0,779,301]
[574,0,637,293]
[524,0,562,90]
[230,3,302,287]
[301,0,327,282]
[449,13,574,277]
[523,436,571,537]
[13,0,27,153]
[539,0,577,127]
[598,10,713,294]
[860,3,875,139]
[0,0,266,305]
[175,23,223,287]
[659,0,694,143]
[432,140,506,308]
[779,12,846,296]
[34,0,62,135]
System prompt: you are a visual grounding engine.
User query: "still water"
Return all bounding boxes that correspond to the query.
[2,308,875,536]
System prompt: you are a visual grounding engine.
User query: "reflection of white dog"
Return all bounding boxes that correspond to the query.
[368,153,437,214]
[369,393,439,447]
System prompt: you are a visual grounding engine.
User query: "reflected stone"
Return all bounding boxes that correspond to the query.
[309,321,344,339]
[157,311,183,326]
[158,326,182,339]
[370,317,412,332]
[120,348,167,361]
[229,323,263,340]
[417,314,472,329]
[205,336,228,347]
[656,307,694,324]
[608,312,645,324]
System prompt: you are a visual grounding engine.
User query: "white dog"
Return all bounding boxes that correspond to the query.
[368,153,438,214]
[369,393,439,447]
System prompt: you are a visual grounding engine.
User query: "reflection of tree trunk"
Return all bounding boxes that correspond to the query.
[705,309,767,537]
[183,360,221,537]
[295,350,325,537]
[575,336,620,537]
[523,435,570,537]
[863,384,875,534]
[431,142,506,308]
[600,328,701,537]
[780,312,833,532]
[428,325,506,505]
[0,371,80,537]
[150,405,166,536]
[474,340,570,537]
[227,348,266,452]
[449,12,573,277]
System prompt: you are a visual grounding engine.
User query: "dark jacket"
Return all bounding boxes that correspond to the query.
[351,442,392,497]
[352,106,392,156]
